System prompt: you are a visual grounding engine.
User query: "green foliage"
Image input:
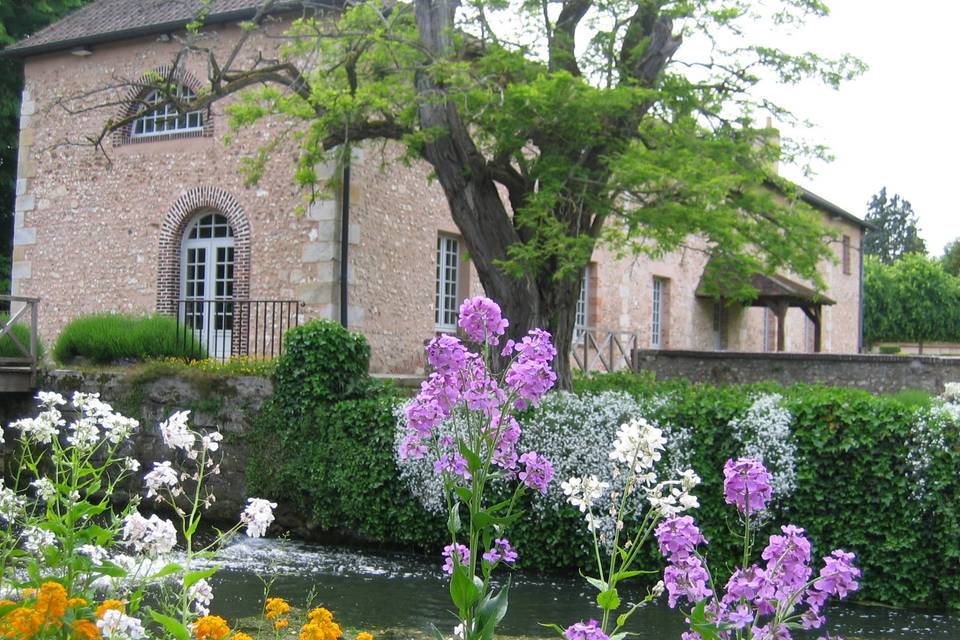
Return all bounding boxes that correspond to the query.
[52,313,205,364]
[0,312,43,359]
[863,254,960,346]
[248,319,443,549]
[877,345,901,354]
[942,237,960,277]
[863,187,927,264]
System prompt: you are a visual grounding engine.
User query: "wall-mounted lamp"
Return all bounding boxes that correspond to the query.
[70,46,92,57]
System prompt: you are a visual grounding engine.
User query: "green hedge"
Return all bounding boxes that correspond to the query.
[250,361,960,608]
[53,313,204,364]
[0,313,43,360]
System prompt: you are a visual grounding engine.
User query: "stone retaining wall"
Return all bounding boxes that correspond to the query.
[5,369,273,522]
[635,349,960,394]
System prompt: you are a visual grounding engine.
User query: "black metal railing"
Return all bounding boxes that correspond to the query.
[174,299,302,362]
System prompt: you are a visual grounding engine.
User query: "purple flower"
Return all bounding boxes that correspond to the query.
[442,543,470,575]
[723,565,766,604]
[434,453,472,480]
[426,334,470,376]
[406,373,459,435]
[482,538,518,565]
[726,605,754,630]
[723,458,773,515]
[518,451,554,494]
[458,296,509,345]
[513,328,557,364]
[505,358,557,408]
[398,432,428,460]
[813,550,860,598]
[489,413,521,470]
[762,525,812,597]
[563,620,609,640]
[655,516,707,561]
[663,556,712,608]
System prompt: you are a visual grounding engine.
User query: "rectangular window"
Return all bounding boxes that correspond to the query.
[842,235,851,275]
[712,301,725,351]
[575,267,589,330]
[435,235,460,331]
[651,277,666,348]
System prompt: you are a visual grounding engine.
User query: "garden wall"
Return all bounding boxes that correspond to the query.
[634,349,960,394]
[23,369,273,522]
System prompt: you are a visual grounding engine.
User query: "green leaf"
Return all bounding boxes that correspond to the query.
[449,565,481,612]
[149,611,191,640]
[688,600,722,640]
[538,623,567,639]
[613,569,657,580]
[148,563,184,580]
[459,441,483,473]
[476,579,510,640]
[183,567,218,590]
[579,570,607,592]
[447,506,462,535]
[454,487,473,503]
[597,588,621,611]
[94,561,128,578]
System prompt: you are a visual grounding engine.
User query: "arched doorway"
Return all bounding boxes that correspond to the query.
[181,211,235,358]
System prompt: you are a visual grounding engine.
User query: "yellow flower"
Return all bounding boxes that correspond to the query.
[298,620,341,640]
[35,583,67,626]
[193,616,232,640]
[0,601,15,608]
[356,632,374,640]
[232,634,254,640]
[264,598,291,620]
[1,607,43,639]
[94,601,124,619]
[67,598,87,608]
[273,620,289,630]
[306,608,333,625]
[71,619,102,640]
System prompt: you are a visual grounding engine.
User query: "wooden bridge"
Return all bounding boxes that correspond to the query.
[0,295,39,393]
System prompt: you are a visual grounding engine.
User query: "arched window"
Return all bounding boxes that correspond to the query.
[181,211,235,357]
[132,84,204,138]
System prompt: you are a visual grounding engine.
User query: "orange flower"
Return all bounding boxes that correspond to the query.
[70,619,101,640]
[273,620,289,630]
[193,615,231,640]
[1,607,43,639]
[232,633,254,640]
[298,620,340,640]
[356,633,373,640]
[306,608,333,625]
[67,598,87,608]
[94,601,124,620]
[264,598,291,620]
[0,600,15,608]
[35,583,68,626]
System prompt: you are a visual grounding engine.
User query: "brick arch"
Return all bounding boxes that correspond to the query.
[156,187,251,315]
[112,65,214,146]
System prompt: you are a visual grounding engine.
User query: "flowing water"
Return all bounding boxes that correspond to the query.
[203,538,958,639]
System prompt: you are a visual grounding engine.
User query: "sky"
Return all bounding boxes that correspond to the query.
[751,0,958,255]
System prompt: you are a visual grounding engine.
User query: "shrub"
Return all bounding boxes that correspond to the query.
[0,312,43,360]
[878,344,902,354]
[53,313,204,364]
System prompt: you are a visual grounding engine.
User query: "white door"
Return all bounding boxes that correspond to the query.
[181,212,235,359]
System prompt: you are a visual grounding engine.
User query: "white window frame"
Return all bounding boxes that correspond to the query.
[180,212,235,358]
[435,235,460,332]
[651,277,664,348]
[132,85,204,139]
[575,267,589,331]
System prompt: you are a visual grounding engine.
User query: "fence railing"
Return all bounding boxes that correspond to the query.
[570,328,641,373]
[174,299,302,362]
[0,295,40,385]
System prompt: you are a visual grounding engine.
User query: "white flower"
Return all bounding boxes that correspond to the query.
[122,512,177,556]
[453,623,465,640]
[241,497,277,538]
[943,382,960,401]
[609,418,665,472]
[0,480,25,522]
[124,458,141,472]
[584,512,601,532]
[104,415,139,444]
[143,461,181,500]
[36,391,66,406]
[67,418,101,450]
[189,578,214,616]
[11,411,62,445]
[78,544,110,565]
[30,477,56,501]
[159,411,196,453]
[201,431,223,453]
[561,475,609,513]
[97,609,146,640]
[651,580,665,598]
[23,526,56,553]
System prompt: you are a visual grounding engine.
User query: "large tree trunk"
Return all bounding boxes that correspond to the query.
[413,0,588,389]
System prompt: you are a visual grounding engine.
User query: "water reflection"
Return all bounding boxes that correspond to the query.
[202,538,957,639]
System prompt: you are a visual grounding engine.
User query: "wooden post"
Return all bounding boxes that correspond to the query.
[775,301,787,352]
[813,305,822,353]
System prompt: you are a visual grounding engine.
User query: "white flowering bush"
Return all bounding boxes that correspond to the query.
[728,393,798,502]
[0,391,276,640]
[905,388,960,503]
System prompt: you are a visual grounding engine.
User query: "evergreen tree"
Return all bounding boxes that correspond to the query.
[863,187,927,264]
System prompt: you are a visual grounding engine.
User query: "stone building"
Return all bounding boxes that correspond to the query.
[3,0,869,375]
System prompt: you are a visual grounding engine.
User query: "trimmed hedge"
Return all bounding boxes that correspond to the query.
[249,359,960,608]
[0,313,43,360]
[53,313,204,364]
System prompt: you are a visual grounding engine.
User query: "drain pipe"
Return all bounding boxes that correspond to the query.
[858,227,865,352]
[339,148,351,328]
